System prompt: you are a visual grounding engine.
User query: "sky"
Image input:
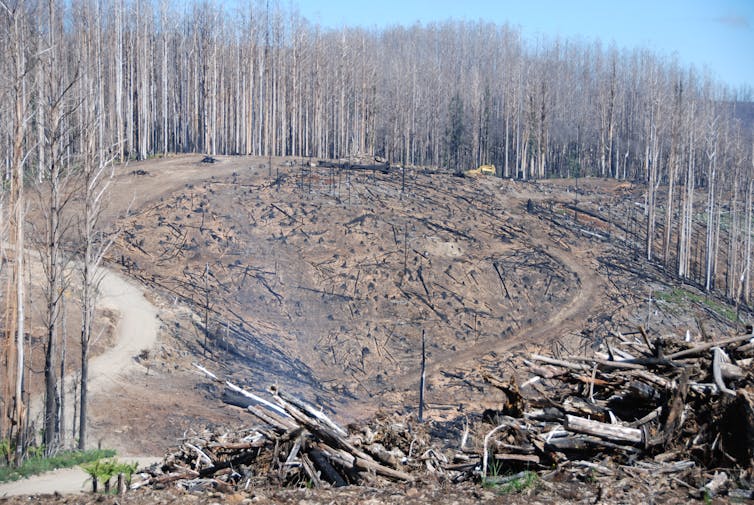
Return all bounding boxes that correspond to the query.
[290,0,754,91]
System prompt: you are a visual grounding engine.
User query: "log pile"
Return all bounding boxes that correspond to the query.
[478,329,754,498]
[135,332,754,499]
[133,373,433,492]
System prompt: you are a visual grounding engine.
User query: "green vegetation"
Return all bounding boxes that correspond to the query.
[703,489,712,505]
[483,470,539,494]
[81,458,139,493]
[656,287,737,323]
[0,447,116,483]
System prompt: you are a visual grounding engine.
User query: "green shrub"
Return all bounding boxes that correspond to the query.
[483,470,539,494]
[0,448,116,483]
[81,458,139,493]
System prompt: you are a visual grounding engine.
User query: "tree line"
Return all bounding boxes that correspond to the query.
[1,0,753,461]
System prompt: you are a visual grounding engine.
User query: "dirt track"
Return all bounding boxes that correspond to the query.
[25,265,161,449]
[88,268,159,401]
[1,267,160,497]
[0,457,159,497]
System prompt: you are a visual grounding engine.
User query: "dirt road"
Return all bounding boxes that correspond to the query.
[0,457,160,497]
[4,266,161,497]
[27,265,160,445]
[87,267,160,397]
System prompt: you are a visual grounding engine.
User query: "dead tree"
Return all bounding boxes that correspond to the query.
[77,107,118,450]
[1,0,34,463]
[37,0,80,453]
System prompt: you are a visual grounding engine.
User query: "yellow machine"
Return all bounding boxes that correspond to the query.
[464,164,496,176]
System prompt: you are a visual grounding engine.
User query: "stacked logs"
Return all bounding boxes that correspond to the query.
[478,329,754,497]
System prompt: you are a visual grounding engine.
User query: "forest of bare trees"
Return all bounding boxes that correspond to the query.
[0,0,753,461]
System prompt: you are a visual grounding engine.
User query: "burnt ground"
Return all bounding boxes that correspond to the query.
[115,158,585,411]
[6,153,747,502]
[88,155,744,446]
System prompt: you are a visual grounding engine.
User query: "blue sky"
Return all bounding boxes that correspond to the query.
[290,0,754,91]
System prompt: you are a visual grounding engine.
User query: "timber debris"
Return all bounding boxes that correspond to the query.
[136,331,754,499]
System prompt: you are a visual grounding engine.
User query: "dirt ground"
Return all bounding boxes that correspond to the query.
[4,154,746,502]
[0,479,699,505]
[85,153,744,447]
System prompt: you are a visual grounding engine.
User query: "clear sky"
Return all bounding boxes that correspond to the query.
[290,0,754,91]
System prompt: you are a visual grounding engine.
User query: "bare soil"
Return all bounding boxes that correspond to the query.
[5,154,745,502]
[95,154,742,443]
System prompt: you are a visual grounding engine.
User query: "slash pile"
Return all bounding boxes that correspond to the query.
[135,332,754,500]
[480,329,754,498]
[133,380,438,492]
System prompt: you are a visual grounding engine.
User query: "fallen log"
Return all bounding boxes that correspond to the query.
[493,453,540,465]
[316,160,391,173]
[667,334,753,360]
[711,347,736,396]
[564,414,643,444]
[309,447,348,486]
[271,388,412,481]
[530,354,591,371]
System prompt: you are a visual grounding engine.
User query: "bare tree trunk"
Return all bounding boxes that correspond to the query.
[59,295,67,448]
[705,117,718,292]
[115,0,124,161]
[745,175,753,305]
[645,108,659,261]
[677,105,695,279]
[4,2,31,463]
[418,329,425,423]
[40,0,78,453]
[727,164,740,299]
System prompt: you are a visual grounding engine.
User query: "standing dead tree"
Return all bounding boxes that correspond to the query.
[76,70,119,449]
[77,142,117,450]
[0,0,34,464]
[35,0,80,454]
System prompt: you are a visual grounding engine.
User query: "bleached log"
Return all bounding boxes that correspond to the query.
[192,362,293,419]
[712,347,736,396]
[667,334,753,360]
[226,381,292,418]
[271,388,411,481]
[193,362,219,382]
[274,388,348,437]
[703,471,729,497]
[564,414,643,444]
[522,359,560,378]
[247,405,298,431]
[627,369,671,389]
[186,442,213,466]
[353,455,411,480]
[720,362,744,380]
[482,423,511,479]
[530,354,591,371]
[570,460,615,475]
[493,453,540,465]
[568,356,649,370]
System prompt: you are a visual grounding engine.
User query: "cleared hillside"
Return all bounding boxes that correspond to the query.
[94,155,744,433]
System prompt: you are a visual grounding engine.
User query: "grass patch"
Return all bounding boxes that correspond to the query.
[483,470,538,494]
[656,287,738,323]
[0,448,116,483]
